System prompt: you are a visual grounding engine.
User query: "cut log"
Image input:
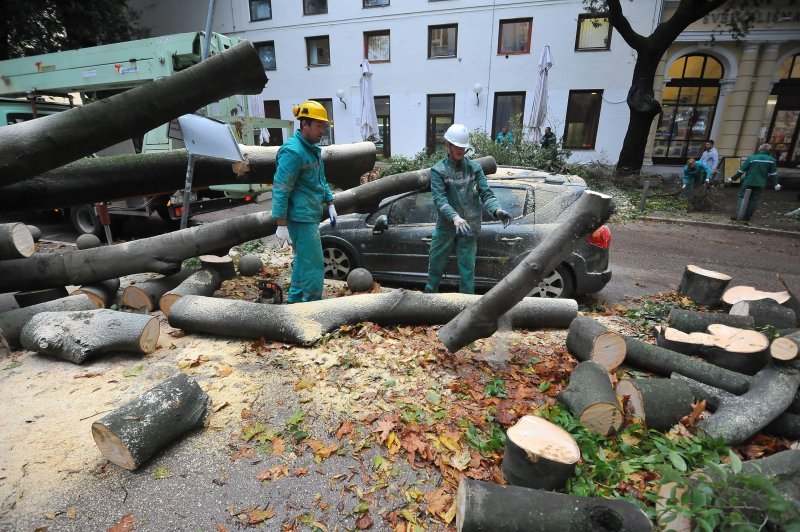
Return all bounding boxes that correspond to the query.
[730,298,797,329]
[92,373,209,470]
[200,255,236,280]
[615,378,694,432]
[771,330,800,362]
[121,269,195,312]
[26,225,42,243]
[557,361,622,436]
[159,269,222,317]
[438,191,614,353]
[13,287,69,308]
[71,279,121,308]
[0,223,35,259]
[0,41,267,185]
[501,415,580,490]
[677,265,731,308]
[455,479,653,532]
[20,309,160,364]
[0,294,96,348]
[667,308,754,333]
[656,325,770,376]
[722,285,791,306]
[566,316,626,371]
[167,291,577,345]
[775,273,800,317]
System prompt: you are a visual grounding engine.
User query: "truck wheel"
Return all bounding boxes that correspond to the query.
[69,204,103,236]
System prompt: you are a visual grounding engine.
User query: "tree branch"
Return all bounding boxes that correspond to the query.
[606,0,646,51]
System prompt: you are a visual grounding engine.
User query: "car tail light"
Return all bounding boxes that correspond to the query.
[245,196,252,202]
[587,225,611,249]
[174,206,183,217]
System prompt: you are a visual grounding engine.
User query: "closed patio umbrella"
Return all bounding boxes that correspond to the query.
[360,59,380,142]
[527,45,553,144]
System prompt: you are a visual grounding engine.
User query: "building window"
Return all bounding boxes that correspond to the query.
[492,92,526,138]
[498,18,531,54]
[653,54,722,163]
[249,0,272,21]
[303,0,327,15]
[768,53,800,166]
[375,96,390,158]
[364,31,390,62]
[428,24,457,58]
[306,36,330,66]
[563,90,603,150]
[364,0,389,6]
[575,14,611,51]
[426,94,455,153]
[310,98,334,145]
[255,41,276,70]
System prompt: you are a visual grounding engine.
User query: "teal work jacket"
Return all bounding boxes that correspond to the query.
[733,153,779,189]
[430,157,501,233]
[271,131,334,222]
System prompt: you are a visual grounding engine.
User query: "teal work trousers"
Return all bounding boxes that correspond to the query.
[286,220,324,303]
[424,228,478,294]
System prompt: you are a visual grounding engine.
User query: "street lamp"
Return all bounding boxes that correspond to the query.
[336,89,347,109]
[472,83,483,105]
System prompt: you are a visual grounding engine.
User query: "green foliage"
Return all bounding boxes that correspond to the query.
[469,114,572,170]
[623,298,696,330]
[483,376,507,398]
[182,257,201,269]
[381,148,447,177]
[285,408,307,441]
[464,421,506,455]
[234,239,266,254]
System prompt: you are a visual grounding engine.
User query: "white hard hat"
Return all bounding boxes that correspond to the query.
[444,124,470,148]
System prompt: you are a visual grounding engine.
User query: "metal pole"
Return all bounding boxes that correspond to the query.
[202,0,216,61]
[180,154,195,230]
[639,178,651,211]
[736,188,751,221]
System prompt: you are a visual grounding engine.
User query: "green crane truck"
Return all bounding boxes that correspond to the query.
[0,31,291,235]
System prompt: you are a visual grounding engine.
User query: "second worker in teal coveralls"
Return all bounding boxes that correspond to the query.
[424,124,512,294]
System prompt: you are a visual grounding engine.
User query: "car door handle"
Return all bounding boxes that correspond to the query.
[500,237,523,242]
[421,237,432,242]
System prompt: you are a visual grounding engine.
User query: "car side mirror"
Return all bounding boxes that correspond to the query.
[373,214,389,234]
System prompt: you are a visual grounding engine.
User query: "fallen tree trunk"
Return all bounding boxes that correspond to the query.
[438,191,614,353]
[0,223,35,259]
[501,415,580,490]
[557,361,622,436]
[0,294,96,348]
[0,41,268,186]
[71,279,121,308]
[722,285,791,306]
[655,325,770,376]
[565,316,626,371]
[168,291,578,345]
[20,309,160,363]
[159,269,222,317]
[121,269,195,312]
[667,308,754,333]
[771,330,800,362]
[730,298,797,329]
[677,265,731,308]
[92,373,209,470]
[455,479,653,532]
[615,378,694,432]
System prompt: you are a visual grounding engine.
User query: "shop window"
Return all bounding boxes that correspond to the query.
[428,24,457,58]
[249,0,271,21]
[563,90,602,149]
[575,14,611,51]
[498,18,532,54]
[255,41,276,70]
[306,36,330,66]
[365,30,390,62]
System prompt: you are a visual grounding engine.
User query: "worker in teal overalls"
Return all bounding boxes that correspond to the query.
[727,143,781,222]
[272,100,337,303]
[424,124,512,294]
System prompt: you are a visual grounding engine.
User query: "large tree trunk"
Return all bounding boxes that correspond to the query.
[0,142,377,211]
[0,294,96,348]
[438,191,614,353]
[121,269,195,312]
[566,316,626,371]
[615,54,663,176]
[557,361,623,436]
[677,265,732,308]
[92,373,209,470]
[0,41,267,185]
[167,292,578,346]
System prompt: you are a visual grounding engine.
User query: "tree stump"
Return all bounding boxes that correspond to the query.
[121,269,195,312]
[159,269,222,317]
[616,378,694,431]
[200,255,236,280]
[557,361,622,436]
[771,331,800,362]
[0,294,96,348]
[677,265,731,308]
[656,325,770,375]
[72,279,121,308]
[20,309,160,364]
[0,222,35,259]
[91,373,210,470]
[13,287,69,308]
[501,415,580,490]
[667,308,754,334]
[566,316,626,371]
[730,298,797,329]
[722,285,791,307]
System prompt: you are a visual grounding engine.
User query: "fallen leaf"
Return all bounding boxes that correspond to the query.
[107,514,137,532]
[374,418,396,443]
[67,507,77,519]
[152,467,171,479]
[248,508,276,524]
[216,364,233,378]
[229,445,254,461]
[168,329,186,338]
[355,512,374,529]
[74,372,103,379]
[295,467,309,477]
[424,487,452,516]
[215,523,228,532]
[294,379,315,391]
[257,465,290,481]
[336,420,355,440]
[122,365,143,378]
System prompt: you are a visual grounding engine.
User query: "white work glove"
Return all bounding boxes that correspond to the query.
[681,184,687,189]
[452,215,472,236]
[328,204,338,227]
[275,225,291,245]
[775,184,782,191]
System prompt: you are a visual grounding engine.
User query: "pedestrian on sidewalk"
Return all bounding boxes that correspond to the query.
[700,140,719,181]
[726,143,781,222]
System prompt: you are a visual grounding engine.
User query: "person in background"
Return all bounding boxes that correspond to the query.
[272,100,337,303]
[727,143,781,222]
[495,125,514,144]
[700,139,719,180]
[425,124,512,294]
[682,157,712,190]
[541,127,557,149]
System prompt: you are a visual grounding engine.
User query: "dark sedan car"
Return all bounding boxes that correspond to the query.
[319,172,611,298]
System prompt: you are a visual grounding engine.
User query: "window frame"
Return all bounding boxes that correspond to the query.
[563,89,603,150]
[254,41,277,71]
[426,93,455,154]
[574,14,612,52]
[305,35,331,67]
[427,24,458,59]
[303,0,328,16]
[364,30,390,63]
[363,0,390,7]
[491,91,526,139]
[498,18,532,55]
[248,0,272,22]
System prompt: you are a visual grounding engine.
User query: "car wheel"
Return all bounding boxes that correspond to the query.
[69,204,103,236]
[527,265,574,298]
[323,245,354,280]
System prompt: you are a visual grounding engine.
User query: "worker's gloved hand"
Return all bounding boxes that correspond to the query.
[775,184,782,191]
[275,225,291,245]
[495,209,512,228]
[724,178,733,185]
[452,215,472,236]
[681,184,687,190]
[705,180,712,188]
[328,204,338,227]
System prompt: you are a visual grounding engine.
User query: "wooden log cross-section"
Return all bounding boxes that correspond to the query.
[159,269,222,317]
[121,269,195,312]
[0,222,35,259]
[730,298,797,330]
[0,294,97,348]
[566,316,626,371]
[771,331,800,362]
[71,279,121,308]
[557,361,623,436]
[677,265,732,308]
[200,255,236,280]
[92,372,210,470]
[615,378,695,432]
[722,285,791,307]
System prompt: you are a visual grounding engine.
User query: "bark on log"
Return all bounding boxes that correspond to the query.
[0,223,35,259]
[121,269,195,312]
[439,191,614,353]
[557,361,622,436]
[455,479,653,532]
[71,279,121,308]
[26,225,42,243]
[615,378,694,432]
[655,325,770,376]
[667,308,754,333]
[722,285,791,306]
[0,294,96,348]
[0,41,268,185]
[771,331,800,362]
[501,415,580,490]
[91,372,209,470]
[200,255,236,280]
[730,298,797,329]
[159,269,222,317]
[776,273,800,317]
[168,291,578,345]
[13,287,69,308]
[0,143,378,211]
[566,316,626,371]
[20,309,160,364]
[677,265,731,308]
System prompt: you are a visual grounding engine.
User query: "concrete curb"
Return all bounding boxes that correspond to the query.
[641,215,800,238]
